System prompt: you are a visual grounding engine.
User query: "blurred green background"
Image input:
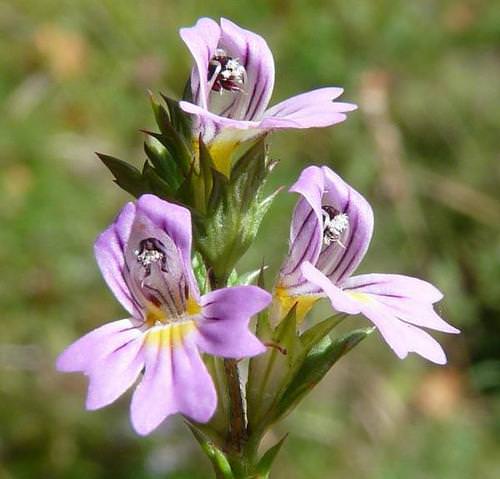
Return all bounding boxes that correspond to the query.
[1,0,500,478]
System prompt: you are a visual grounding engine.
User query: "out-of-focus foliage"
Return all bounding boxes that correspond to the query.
[0,1,499,478]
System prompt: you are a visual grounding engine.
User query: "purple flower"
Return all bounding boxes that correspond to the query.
[178,18,357,175]
[277,166,460,364]
[56,194,270,435]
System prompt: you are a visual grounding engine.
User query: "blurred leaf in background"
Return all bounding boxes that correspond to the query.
[1,0,499,478]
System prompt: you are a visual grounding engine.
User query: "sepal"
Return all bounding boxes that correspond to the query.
[255,434,288,479]
[141,161,176,198]
[299,314,346,352]
[143,136,182,191]
[97,153,147,198]
[246,305,303,431]
[192,252,209,294]
[148,91,192,175]
[161,93,192,141]
[194,138,278,282]
[227,267,268,287]
[187,423,234,479]
[272,327,374,423]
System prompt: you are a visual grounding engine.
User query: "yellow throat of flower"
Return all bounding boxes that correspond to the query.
[192,137,239,178]
[145,297,201,327]
[274,286,320,323]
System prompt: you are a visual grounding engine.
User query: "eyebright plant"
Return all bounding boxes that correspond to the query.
[57,17,459,479]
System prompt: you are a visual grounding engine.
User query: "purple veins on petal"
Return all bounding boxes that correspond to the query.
[56,319,141,373]
[86,334,145,410]
[197,286,270,358]
[130,324,216,436]
[56,194,270,435]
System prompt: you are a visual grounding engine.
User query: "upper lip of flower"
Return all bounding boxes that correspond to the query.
[123,216,197,325]
[178,18,357,143]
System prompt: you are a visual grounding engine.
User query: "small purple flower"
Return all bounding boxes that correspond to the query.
[56,194,270,435]
[277,166,460,364]
[178,18,356,174]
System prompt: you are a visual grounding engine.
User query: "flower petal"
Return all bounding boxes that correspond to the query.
[219,18,275,121]
[261,88,357,129]
[170,327,217,423]
[343,273,444,302]
[179,101,258,130]
[316,166,374,283]
[56,319,140,373]
[130,327,176,435]
[180,17,221,109]
[130,324,216,435]
[344,273,458,334]
[196,286,270,357]
[280,166,325,288]
[301,261,361,314]
[135,195,199,298]
[357,298,448,364]
[301,264,449,364]
[86,334,145,410]
[94,203,139,316]
[124,210,191,317]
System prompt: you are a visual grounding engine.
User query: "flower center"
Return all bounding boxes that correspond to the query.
[321,206,349,247]
[130,235,197,324]
[134,237,167,276]
[208,48,246,93]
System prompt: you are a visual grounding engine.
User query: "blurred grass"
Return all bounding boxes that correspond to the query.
[1,0,500,478]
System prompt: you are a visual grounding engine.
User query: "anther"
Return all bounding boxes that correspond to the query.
[321,207,349,247]
[135,238,167,274]
[208,48,246,93]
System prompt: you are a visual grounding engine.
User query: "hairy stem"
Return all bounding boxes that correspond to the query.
[223,358,247,452]
[208,268,247,454]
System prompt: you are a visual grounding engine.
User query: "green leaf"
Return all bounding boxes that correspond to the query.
[300,314,346,353]
[273,304,302,367]
[144,136,182,191]
[256,434,288,479]
[162,93,192,141]
[246,306,303,431]
[226,267,267,287]
[192,252,209,294]
[143,129,192,178]
[142,161,175,198]
[194,136,275,283]
[273,327,374,422]
[192,135,215,213]
[230,138,268,211]
[97,153,146,197]
[186,423,234,479]
[148,90,164,127]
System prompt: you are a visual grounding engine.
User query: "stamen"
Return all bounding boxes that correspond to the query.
[132,236,190,320]
[208,48,246,93]
[321,206,349,247]
[134,238,167,275]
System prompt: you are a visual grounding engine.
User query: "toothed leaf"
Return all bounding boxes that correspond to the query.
[97,153,146,197]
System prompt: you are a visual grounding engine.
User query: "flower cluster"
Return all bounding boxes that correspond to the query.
[57,17,459,473]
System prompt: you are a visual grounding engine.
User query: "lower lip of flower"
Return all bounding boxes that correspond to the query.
[145,321,197,347]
